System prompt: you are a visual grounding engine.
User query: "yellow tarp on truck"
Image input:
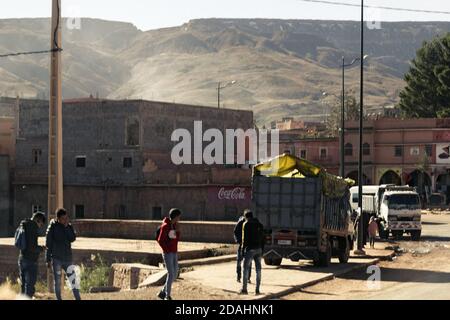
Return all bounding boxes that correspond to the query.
[253,154,354,199]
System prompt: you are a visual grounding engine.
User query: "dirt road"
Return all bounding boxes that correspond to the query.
[283,213,450,300]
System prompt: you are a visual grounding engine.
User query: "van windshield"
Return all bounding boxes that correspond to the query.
[386,194,420,209]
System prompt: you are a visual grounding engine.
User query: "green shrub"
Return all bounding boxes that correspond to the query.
[79,254,110,293]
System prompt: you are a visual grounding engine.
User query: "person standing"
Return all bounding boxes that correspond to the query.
[45,208,81,300]
[240,209,265,295]
[233,212,252,283]
[17,212,46,298]
[368,216,379,249]
[157,208,181,300]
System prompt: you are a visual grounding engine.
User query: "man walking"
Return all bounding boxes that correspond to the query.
[157,208,181,300]
[240,209,265,295]
[17,212,46,298]
[45,208,81,300]
[233,212,251,283]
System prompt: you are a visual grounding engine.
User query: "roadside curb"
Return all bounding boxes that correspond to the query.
[254,251,396,300]
[178,254,237,269]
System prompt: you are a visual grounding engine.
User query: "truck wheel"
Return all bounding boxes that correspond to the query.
[317,240,332,267]
[271,257,282,266]
[263,257,274,266]
[379,222,389,240]
[411,230,421,241]
[338,238,350,263]
[393,231,403,240]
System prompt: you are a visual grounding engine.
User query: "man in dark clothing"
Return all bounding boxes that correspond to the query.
[45,208,81,300]
[233,213,251,283]
[17,212,46,298]
[240,209,265,295]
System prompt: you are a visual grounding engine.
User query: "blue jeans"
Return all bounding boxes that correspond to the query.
[52,259,81,300]
[242,248,262,292]
[236,246,251,280]
[18,257,38,298]
[162,253,178,298]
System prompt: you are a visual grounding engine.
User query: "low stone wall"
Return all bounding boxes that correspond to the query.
[109,263,163,290]
[72,220,236,243]
[0,243,236,283]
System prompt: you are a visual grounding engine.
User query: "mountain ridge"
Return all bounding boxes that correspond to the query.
[1,18,449,124]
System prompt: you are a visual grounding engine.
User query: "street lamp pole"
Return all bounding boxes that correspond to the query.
[341,57,345,178]
[357,0,365,254]
[217,80,236,108]
[341,56,366,178]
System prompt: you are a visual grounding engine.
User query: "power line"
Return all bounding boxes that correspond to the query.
[0,0,62,59]
[0,48,61,58]
[298,0,450,15]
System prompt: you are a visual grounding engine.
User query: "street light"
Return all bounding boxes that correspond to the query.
[356,0,366,255]
[217,80,237,108]
[341,55,368,178]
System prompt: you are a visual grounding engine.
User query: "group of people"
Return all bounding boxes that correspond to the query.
[17,206,264,300]
[155,208,265,299]
[16,208,80,300]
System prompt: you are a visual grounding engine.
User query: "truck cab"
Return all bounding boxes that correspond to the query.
[379,189,422,240]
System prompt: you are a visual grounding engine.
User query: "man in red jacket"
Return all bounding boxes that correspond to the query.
[157,208,181,300]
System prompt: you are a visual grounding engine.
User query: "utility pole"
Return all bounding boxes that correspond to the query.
[340,57,345,178]
[47,0,64,291]
[356,0,366,255]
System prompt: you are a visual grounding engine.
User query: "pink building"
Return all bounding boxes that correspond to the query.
[281,117,450,202]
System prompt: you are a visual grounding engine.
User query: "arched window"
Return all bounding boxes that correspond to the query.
[363,143,371,156]
[344,143,353,156]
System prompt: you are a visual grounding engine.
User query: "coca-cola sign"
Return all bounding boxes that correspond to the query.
[208,186,250,203]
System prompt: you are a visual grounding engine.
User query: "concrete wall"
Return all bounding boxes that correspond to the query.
[71,219,236,243]
[13,184,250,228]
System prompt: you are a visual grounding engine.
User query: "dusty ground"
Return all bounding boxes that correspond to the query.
[283,214,450,300]
[6,214,450,300]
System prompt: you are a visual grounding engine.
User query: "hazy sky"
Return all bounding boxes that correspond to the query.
[1,0,449,31]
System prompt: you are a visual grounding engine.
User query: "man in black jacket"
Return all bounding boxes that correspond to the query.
[18,212,46,298]
[45,208,81,300]
[240,209,265,295]
[233,213,251,283]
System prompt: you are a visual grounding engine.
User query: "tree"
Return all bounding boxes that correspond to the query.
[399,33,450,118]
[326,91,361,136]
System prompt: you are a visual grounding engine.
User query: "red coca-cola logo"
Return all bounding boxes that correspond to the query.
[218,187,246,200]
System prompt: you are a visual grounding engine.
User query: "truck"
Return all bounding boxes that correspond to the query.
[350,185,422,241]
[252,154,355,267]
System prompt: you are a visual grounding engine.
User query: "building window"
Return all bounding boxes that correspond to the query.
[75,205,85,219]
[426,145,432,157]
[344,143,353,156]
[123,157,133,168]
[76,156,86,168]
[319,147,327,159]
[395,146,403,157]
[363,143,371,156]
[300,149,307,159]
[410,147,420,156]
[32,205,42,214]
[32,149,42,164]
[126,118,140,146]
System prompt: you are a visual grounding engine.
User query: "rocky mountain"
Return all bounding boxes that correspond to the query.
[0,18,449,125]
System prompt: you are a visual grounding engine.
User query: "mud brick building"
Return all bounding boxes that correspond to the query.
[7,97,253,231]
